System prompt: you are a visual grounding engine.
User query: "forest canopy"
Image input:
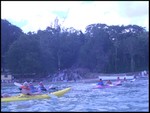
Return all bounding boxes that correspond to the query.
[1,19,149,78]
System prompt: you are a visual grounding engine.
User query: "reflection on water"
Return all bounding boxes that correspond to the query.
[1,77,149,112]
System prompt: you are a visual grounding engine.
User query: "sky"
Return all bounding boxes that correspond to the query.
[1,1,149,33]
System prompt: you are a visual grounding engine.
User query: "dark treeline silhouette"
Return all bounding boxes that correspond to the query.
[1,19,149,78]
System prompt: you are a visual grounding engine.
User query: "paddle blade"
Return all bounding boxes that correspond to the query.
[130,79,136,82]
[108,84,115,87]
[14,82,22,87]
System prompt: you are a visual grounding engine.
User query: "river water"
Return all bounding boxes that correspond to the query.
[1,76,149,112]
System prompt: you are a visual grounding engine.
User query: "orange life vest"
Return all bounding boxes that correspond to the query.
[21,86,30,90]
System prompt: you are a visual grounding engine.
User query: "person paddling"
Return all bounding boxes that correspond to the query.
[20,82,41,95]
[106,80,112,85]
[97,79,104,86]
[117,77,121,82]
[123,77,127,81]
[37,82,47,92]
[20,82,32,95]
[29,82,37,93]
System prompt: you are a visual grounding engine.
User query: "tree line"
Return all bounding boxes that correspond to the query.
[1,19,149,78]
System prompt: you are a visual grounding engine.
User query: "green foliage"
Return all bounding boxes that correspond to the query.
[2,19,149,78]
[1,19,23,70]
[5,34,42,76]
[79,24,112,72]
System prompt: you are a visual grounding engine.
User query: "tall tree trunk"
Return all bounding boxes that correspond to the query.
[57,50,61,71]
[130,54,134,72]
[115,47,117,72]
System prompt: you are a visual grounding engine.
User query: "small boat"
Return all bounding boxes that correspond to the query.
[1,87,71,102]
[94,81,122,89]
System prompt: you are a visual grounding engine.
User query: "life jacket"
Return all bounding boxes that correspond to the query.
[21,86,30,90]
[97,81,104,85]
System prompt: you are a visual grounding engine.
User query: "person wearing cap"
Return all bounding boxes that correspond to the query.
[37,82,47,92]
[20,82,31,95]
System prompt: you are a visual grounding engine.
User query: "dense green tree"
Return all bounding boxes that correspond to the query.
[121,25,147,72]
[1,19,23,71]
[2,19,149,78]
[5,34,42,77]
[79,24,112,72]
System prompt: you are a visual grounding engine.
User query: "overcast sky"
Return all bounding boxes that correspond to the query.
[1,1,149,33]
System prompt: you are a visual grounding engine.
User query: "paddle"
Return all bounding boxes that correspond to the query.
[48,84,53,89]
[108,84,115,87]
[130,79,136,82]
[91,83,97,86]
[14,82,23,87]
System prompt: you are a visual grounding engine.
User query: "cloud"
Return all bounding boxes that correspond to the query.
[62,1,148,31]
[62,1,136,31]
[1,1,149,33]
[118,1,148,18]
[116,1,149,29]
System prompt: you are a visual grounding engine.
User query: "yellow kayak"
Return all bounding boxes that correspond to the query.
[1,87,71,102]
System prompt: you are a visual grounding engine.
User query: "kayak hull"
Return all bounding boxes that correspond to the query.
[113,81,122,86]
[1,87,71,102]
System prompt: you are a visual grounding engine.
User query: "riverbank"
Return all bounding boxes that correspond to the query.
[1,78,98,86]
[2,71,148,86]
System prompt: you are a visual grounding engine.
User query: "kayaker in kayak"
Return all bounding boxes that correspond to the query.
[130,75,137,82]
[18,82,36,92]
[97,79,104,86]
[117,77,121,81]
[20,82,40,95]
[106,80,112,85]
[29,82,37,93]
[37,82,47,92]
[114,77,122,85]
[2,87,71,102]
[123,77,127,81]
[21,82,31,95]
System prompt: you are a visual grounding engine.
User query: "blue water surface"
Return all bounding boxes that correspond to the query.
[1,77,149,112]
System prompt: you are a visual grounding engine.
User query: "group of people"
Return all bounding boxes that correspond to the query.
[1,81,48,98]
[19,81,47,95]
[97,76,127,86]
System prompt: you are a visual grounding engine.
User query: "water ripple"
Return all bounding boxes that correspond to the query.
[1,78,148,112]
